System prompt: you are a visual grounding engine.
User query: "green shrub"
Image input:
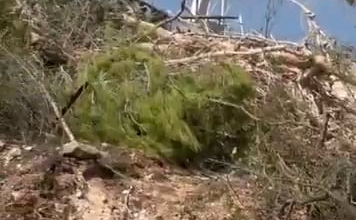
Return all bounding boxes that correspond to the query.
[70,45,255,164]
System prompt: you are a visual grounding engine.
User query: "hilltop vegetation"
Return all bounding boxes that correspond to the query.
[0,0,355,220]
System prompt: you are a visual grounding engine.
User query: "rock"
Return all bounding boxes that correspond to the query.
[76,189,84,199]
[144,170,168,181]
[61,141,103,160]
[30,32,43,45]
[8,190,38,214]
[22,145,33,151]
[3,148,21,167]
[11,191,24,201]
[332,80,349,100]
[101,142,109,148]
[0,140,5,148]
[0,140,5,152]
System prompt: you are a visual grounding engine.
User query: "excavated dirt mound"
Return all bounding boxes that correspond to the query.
[0,140,259,220]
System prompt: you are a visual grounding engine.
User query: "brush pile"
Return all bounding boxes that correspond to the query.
[0,0,356,219]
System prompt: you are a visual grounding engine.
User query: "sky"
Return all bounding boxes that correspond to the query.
[145,0,356,46]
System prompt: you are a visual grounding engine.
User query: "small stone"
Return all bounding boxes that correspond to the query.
[9,148,21,157]
[11,191,23,201]
[101,142,109,147]
[30,32,42,44]
[22,145,33,151]
[144,171,167,181]
[61,141,102,160]
[122,189,130,195]
[76,189,84,198]
[54,203,66,213]
[145,173,154,181]
[4,148,21,166]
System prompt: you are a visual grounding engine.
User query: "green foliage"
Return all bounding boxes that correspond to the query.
[70,45,255,164]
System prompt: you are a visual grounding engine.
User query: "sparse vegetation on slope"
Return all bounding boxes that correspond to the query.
[0,0,356,220]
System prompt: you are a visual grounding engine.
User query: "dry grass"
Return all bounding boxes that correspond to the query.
[0,55,53,139]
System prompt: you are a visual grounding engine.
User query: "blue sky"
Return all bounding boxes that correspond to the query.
[145,0,356,45]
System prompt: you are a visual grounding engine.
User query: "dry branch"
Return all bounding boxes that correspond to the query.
[122,14,173,39]
[165,45,286,65]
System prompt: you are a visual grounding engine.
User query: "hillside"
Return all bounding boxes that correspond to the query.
[0,0,355,219]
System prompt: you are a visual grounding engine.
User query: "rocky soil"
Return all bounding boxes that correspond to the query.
[0,139,260,220]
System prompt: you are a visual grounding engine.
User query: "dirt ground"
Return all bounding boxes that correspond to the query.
[0,139,263,220]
